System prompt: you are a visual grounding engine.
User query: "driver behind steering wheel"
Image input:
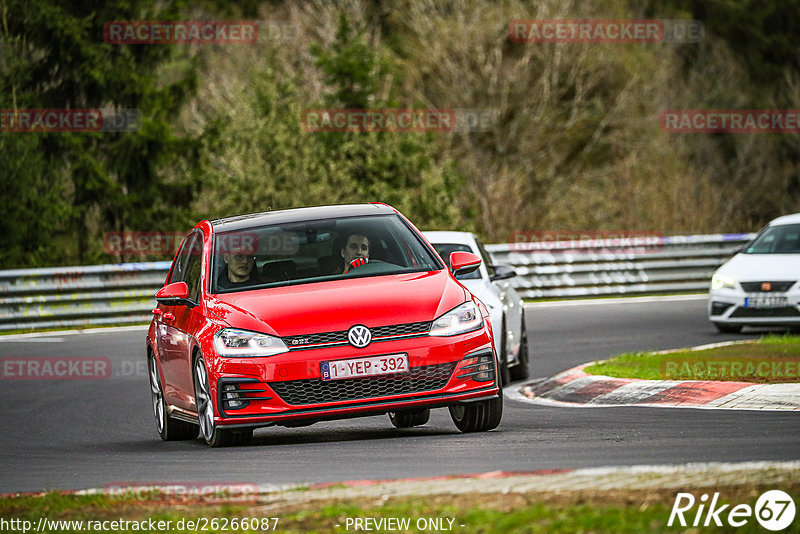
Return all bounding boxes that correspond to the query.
[341,233,369,274]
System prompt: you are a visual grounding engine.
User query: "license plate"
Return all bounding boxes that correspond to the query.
[744,295,788,308]
[320,354,409,381]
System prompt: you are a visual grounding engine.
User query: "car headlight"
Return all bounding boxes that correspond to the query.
[429,301,483,337]
[213,328,289,357]
[711,274,737,290]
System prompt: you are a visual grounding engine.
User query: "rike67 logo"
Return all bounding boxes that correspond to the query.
[669,490,796,530]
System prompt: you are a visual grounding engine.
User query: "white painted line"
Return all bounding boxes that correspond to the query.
[0,342,64,343]
[525,294,707,308]
[0,324,149,341]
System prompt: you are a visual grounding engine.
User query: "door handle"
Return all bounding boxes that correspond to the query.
[162,312,175,321]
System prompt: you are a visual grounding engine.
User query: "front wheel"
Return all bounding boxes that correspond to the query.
[193,356,253,447]
[388,408,430,428]
[449,388,503,433]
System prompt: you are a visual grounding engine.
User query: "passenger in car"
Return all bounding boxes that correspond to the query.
[218,250,262,289]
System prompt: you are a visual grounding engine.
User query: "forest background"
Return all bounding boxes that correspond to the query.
[2,0,798,268]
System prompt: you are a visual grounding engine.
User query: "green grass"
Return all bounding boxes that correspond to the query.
[585,335,800,382]
[2,486,799,533]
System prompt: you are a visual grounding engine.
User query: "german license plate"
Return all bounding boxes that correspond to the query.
[320,354,409,381]
[744,295,788,308]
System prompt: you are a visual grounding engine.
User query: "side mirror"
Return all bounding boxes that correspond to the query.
[449,251,481,277]
[155,281,192,306]
[490,264,517,282]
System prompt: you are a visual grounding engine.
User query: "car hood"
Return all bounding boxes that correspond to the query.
[716,253,800,281]
[206,270,468,336]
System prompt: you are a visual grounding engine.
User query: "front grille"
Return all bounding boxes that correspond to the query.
[729,306,800,318]
[283,331,345,347]
[740,281,796,292]
[282,321,431,349]
[710,301,733,316]
[268,362,456,405]
[373,321,431,337]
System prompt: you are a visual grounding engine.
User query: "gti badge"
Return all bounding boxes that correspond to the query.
[347,325,372,348]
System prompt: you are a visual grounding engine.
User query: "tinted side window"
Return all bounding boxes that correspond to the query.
[183,233,204,302]
[167,233,194,285]
[745,223,800,254]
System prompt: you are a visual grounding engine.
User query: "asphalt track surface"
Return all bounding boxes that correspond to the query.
[1,295,798,493]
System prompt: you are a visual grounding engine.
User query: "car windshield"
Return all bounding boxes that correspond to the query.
[430,243,481,280]
[211,214,443,293]
[744,223,800,254]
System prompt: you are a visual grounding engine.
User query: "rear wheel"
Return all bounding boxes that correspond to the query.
[388,408,430,428]
[194,355,253,447]
[449,385,503,433]
[713,322,743,334]
[149,352,197,441]
[509,315,530,381]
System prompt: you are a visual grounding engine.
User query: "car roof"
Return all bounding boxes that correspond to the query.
[210,203,396,232]
[768,213,800,226]
[423,231,477,244]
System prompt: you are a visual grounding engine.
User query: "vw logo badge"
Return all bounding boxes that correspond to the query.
[348,325,372,348]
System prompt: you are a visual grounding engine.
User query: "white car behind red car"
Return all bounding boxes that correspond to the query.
[709,213,800,333]
[424,231,529,383]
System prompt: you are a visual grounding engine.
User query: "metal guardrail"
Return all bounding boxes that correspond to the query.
[487,233,755,299]
[0,262,171,332]
[0,233,755,331]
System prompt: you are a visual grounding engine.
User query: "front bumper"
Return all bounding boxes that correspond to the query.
[708,286,800,326]
[208,328,500,428]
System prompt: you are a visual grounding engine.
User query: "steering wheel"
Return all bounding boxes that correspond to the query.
[345,257,368,273]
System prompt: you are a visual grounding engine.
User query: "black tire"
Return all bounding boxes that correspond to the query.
[193,355,253,447]
[449,385,503,433]
[388,408,430,428]
[713,322,743,334]
[149,352,198,441]
[498,317,511,386]
[509,315,530,382]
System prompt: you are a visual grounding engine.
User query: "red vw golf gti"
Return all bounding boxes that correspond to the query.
[147,204,502,446]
